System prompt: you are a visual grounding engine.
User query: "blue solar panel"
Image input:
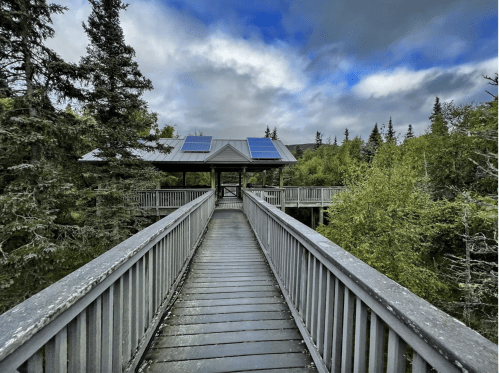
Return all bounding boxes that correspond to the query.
[181,136,212,152]
[247,137,282,159]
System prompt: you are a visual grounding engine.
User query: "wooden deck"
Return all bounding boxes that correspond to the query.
[138,209,317,372]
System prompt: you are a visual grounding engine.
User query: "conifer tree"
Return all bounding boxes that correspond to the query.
[314,131,323,150]
[80,0,162,159]
[386,117,396,143]
[333,136,338,146]
[0,0,92,303]
[344,128,349,142]
[79,0,164,239]
[405,124,415,140]
[271,126,278,140]
[429,97,448,135]
[264,125,271,138]
[363,123,382,162]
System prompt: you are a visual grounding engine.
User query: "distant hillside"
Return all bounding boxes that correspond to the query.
[285,143,315,153]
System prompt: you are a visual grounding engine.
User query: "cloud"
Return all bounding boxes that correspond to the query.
[44,1,497,145]
[353,58,498,100]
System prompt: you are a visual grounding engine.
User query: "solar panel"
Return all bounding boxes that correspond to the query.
[181,136,212,152]
[247,137,282,159]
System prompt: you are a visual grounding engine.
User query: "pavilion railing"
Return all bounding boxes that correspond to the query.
[283,186,346,207]
[243,190,497,373]
[136,188,211,213]
[0,190,215,373]
[247,186,346,209]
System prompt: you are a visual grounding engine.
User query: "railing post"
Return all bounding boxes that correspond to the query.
[281,189,285,212]
[156,189,159,216]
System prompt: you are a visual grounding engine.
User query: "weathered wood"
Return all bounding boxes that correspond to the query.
[142,210,317,372]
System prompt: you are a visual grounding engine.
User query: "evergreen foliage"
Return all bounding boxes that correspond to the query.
[386,117,396,143]
[264,125,271,138]
[363,123,382,161]
[430,96,449,135]
[294,145,303,159]
[405,124,414,139]
[314,131,323,150]
[271,127,278,140]
[343,128,349,142]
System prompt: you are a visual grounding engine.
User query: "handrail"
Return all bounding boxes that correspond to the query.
[243,190,497,373]
[136,188,211,212]
[0,190,216,373]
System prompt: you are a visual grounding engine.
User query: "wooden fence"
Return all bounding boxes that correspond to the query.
[248,186,346,209]
[136,189,211,214]
[0,190,215,373]
[243,190,497,373]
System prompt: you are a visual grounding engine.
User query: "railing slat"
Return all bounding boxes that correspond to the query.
[112,278,123,373]
[22,349,43,373]
[316,263,327,356]
[412,352,429,373]
[323,271,336,370]
[46,327,67,373]
[122,270,132,362]
[369,313,385,373]
[87,298,102,373]
[387,328,407,373]
[68,311,86,373]
[353,298,368,373]
[341,288,355,373]
[332,278,345,372]
[101,287,113,372]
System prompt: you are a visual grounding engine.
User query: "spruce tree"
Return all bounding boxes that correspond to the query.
[264,125,271,138]
[386,117,396,143]
[429,97,448,135]
[333,136,338,146]
[0,0,93,307]
[314,131,323,150]
[363,123,382,162]
[79,0,164,240]
[271,126,278,140]
[344,128,349,142]
[405,124,415,140]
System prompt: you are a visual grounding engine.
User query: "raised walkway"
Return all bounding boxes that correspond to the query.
[139,208,317,372]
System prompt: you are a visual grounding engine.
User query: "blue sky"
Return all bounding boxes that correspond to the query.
[48,0,497,144]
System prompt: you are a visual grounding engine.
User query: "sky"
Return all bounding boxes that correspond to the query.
[47,0,498,144]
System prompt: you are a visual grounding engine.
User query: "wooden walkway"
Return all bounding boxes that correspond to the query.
[139,209,317,372]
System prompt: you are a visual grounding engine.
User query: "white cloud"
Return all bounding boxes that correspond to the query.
[352,67,439,99]
[187,34,307,92]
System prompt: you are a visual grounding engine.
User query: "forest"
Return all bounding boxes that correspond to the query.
[0,0,497,344]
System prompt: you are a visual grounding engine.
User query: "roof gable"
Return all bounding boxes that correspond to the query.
[205,144,252,163]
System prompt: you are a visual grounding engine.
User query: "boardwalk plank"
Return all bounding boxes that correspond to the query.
[141,353,313,372]
[148,340,306,361]
[166,311,292,325]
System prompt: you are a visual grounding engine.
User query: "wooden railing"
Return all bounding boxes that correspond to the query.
[284,186,346,207]
[247,186,346,209]
[243,190,497,373]
[0,190,215,373]
[136,188,211,214]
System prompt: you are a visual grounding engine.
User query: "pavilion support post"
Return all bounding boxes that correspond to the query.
[242,168,247,189]
[238,172,242,197]
[319,208,324,225]
[182,172,186,187]
[262,170,267,187]
[279,167,284,188]
[210,167,215,189]
[311,208,315,229]
[217,171,222,198]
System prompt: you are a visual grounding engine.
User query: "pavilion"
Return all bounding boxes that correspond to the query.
[80,136,297,198]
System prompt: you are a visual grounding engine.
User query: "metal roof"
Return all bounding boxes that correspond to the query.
[80,138,297,171]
